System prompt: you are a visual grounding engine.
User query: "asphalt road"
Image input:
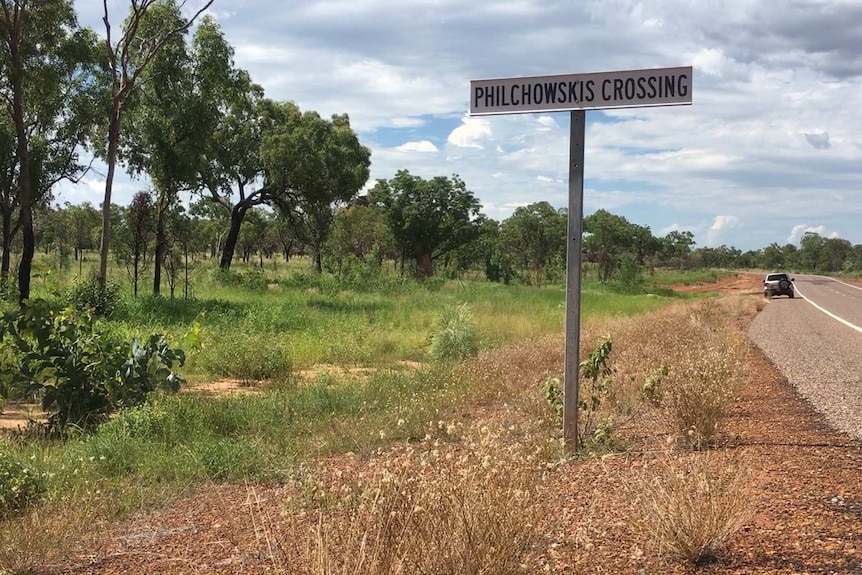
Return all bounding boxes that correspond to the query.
[747,274,862,440]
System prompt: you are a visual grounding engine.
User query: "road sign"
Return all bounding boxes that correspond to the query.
[469,66,692,452]
[470,66,692,115]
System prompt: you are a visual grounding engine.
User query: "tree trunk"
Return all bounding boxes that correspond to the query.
[9,37,33,304]
[153,197,169,295]
[416,252,433,279]
[184,247,189,299]
[99,104,122,289]
[133,252,139,297]
[1,212,11,278]
[313,242,323,274]
[219,204,247,270]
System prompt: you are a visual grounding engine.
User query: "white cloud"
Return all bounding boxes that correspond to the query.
[447,117,492,149]
[395,140,439,153]
[706,215,742,246]
[787,224,841,245]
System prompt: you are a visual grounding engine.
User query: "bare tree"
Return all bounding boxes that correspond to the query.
[97,0,214,289]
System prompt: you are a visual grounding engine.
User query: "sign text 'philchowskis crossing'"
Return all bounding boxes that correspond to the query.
[470,66,692,115]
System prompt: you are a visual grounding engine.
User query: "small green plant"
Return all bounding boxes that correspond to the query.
[643,363,669,406]
[540,376,563,418]
[428,302,479,362]
[0,448,45,519]
[578,334,614,447]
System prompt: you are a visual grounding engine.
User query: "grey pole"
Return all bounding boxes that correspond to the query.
[563,110,586,453]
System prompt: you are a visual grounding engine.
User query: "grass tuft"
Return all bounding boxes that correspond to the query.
[629,450,754,565]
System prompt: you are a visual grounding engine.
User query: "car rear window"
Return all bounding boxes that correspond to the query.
[767,274,788,281]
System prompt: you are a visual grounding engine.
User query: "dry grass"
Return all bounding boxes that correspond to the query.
[628,450,754,565]
[0,493,102,574]
[304,423,548,575]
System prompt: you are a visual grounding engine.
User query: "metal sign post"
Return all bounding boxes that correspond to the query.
[469,66,692,453]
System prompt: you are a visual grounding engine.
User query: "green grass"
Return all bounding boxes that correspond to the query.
[648,268,736,287]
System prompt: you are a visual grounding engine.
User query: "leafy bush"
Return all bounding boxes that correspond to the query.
[428,303,479,362]
[578,334,615,448]
[0,300,185,433]
[0,448,45,519]
[66,274,122,317]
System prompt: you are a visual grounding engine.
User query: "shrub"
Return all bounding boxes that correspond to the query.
[214,268,269,291]
[428,302,479,362]
[629,451,754,565]
[66,274,122,317]
[0,448,45,519]
[0,300,185,433]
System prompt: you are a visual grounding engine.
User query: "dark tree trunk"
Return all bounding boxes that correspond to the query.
[1,212,11,278]
[133,252,140,297]
[8,24,33,303]
[219,204,247,270]
[416,252,433,279]
[153,201,167,295]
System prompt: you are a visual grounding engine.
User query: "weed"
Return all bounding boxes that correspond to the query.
[661,329,745,449]
[307,425,546,575]
[629,450,754,565]
[66,273,122,317]
[428,302,479,362]
[0,448,45,519]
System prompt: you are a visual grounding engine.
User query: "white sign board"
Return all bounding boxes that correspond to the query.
[470,66,692,115]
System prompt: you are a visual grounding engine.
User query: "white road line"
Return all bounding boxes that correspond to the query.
[793,281,862,335]
[814,275,862,292]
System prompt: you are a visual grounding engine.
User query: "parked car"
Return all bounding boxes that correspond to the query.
[764,272,794,298]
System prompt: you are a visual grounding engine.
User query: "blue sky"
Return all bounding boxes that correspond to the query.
[61,0,862,252]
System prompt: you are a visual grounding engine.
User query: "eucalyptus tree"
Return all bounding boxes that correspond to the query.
[271,112,371,273]
[370,170,484,279]
[96,0,214,290]
[188,16,267,270]
[123,0,204,295]
[0,0,101,301]
[500,201,566,286]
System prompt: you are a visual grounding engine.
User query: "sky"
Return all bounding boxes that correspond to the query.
[60,0,862,252]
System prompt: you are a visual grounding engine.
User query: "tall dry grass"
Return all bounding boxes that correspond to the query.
[304,423,548,575]
[627,450,754,565]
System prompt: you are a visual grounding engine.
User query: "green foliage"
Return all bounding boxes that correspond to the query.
[213,267,269,291]
[541,376,563,419]
[198,333,293,385]
[643,363,670,406]
[611,252,645,294]
[66,274,122,317]
[0,448,45,519]
[0,300,185,433]
[370,170,485,278]
[428,303,480,362]
[578,334,614,448]
[500,201,566,286]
